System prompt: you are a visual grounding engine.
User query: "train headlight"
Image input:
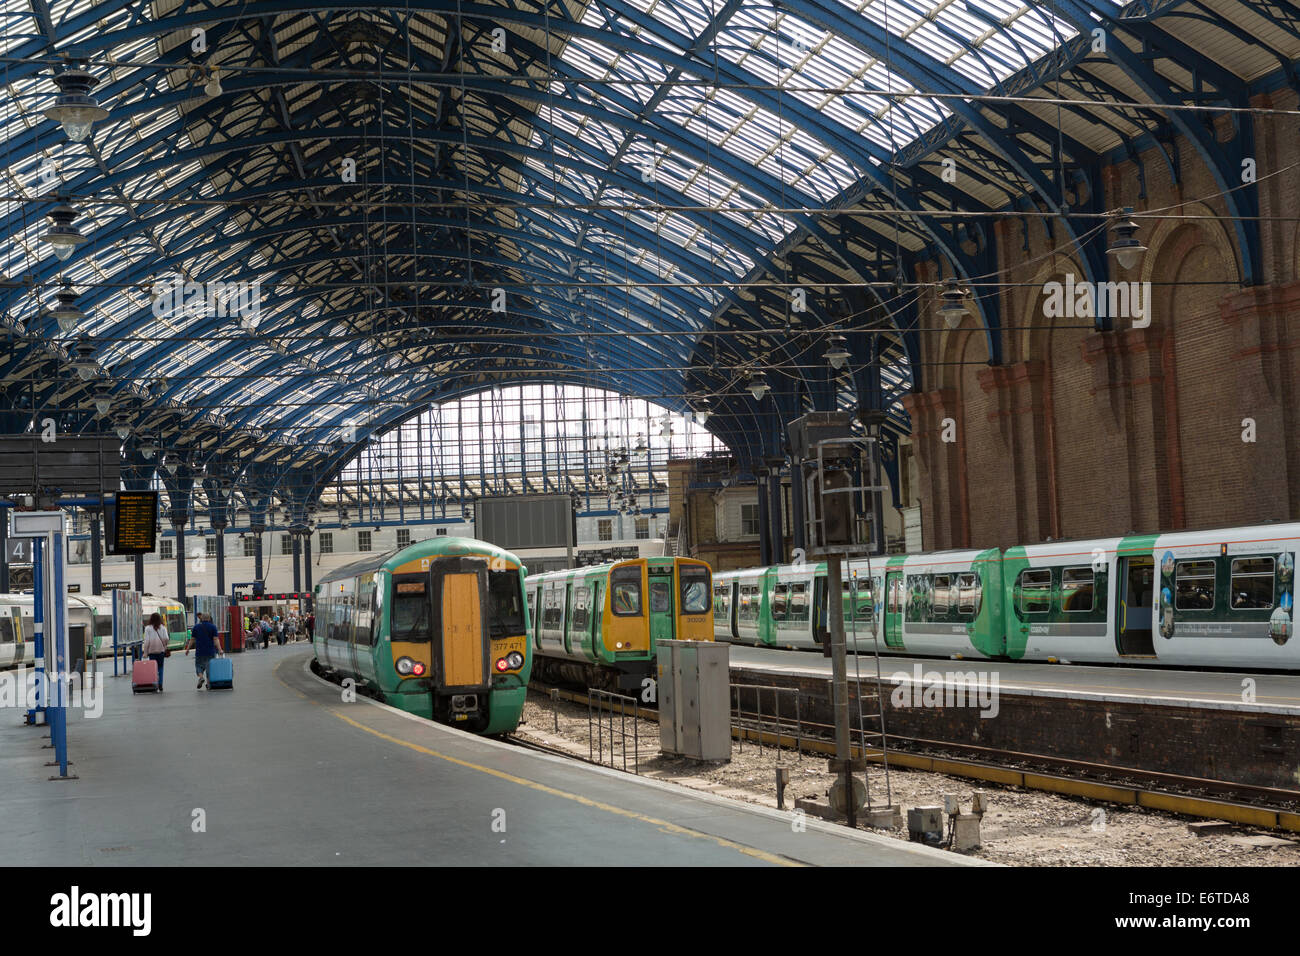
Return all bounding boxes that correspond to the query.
[411,661,426,677]
[506,651,524,669]
[395,656,415,676]
[495,657,509,672]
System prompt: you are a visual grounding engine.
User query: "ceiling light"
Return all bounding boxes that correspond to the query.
[41,204,87,262]
[1107,208,1147,271]
[114,420,131,441]
[204,68,222,98]
[747,371,770,401]
[71,336,97,380]
[938,278,968,329]
[825,334,850,370]
[49,281,85,333]
[43,68,109,143]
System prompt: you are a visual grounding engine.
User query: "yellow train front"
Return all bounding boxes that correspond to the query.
[525,556,713,691]
[313,537,531,734]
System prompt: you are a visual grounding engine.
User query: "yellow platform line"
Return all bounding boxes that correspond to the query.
[275,660,803,867]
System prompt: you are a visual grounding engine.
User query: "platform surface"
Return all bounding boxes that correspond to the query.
[0,646,980,867]
[726,644,1300,715]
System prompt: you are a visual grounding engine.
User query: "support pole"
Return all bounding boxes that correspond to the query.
[827,551,854,829]
[173,521,187,606]
[756,469,771,566]
[767,460,784,564]
[790,459,807,555]
[215,528,226,598]
[90,509,103,595]
[303,532,313,609]
[292,532,302,594]
[0,504,8,593]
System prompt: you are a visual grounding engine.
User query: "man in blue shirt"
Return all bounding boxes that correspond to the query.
[185,613,223,689]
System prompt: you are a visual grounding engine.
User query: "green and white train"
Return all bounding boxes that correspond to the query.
[313,536,532,734]
[713,522,1300,670]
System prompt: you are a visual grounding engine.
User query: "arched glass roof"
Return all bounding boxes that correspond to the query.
[0,0,1291,508]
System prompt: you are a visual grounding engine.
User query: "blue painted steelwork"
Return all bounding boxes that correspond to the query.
[0,0,1269,514]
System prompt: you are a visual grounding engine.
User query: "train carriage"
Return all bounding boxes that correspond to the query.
[526,556,713,690]
[314,536,531,734]
[1008,525,1300,669]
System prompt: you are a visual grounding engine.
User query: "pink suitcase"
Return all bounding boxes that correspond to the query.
[131,659,159,693]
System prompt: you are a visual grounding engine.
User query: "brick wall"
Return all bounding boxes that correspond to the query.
[909,99,1300,547]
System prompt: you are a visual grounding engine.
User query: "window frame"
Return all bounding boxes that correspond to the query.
[1175,559,1217,612]
[1060,566,1096,614]
[1229,556,1275,611]
[610,565,643,617]
[1017,568,1052,615]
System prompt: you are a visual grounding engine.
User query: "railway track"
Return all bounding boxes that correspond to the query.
[528,682,1300,833]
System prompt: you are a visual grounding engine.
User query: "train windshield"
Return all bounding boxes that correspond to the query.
[391,576,431,643]
[680,566,712,614]
[167,612,186,635]
[488,571,526,637]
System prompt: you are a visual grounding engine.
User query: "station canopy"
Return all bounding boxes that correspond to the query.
[0,0,1288,503]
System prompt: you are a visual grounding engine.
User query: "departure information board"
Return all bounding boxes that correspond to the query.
[108,491,158,555]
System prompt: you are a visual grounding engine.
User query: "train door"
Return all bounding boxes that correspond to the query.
[563,583,574,659]
[1116,556,1156,657]
[884,570,904,648]
[9,607,23,664]
[532,586,543,649]
[590,581,604,660]
[428,557,491,692]
[649,571,675,646]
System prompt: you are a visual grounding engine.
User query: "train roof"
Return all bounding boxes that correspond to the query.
[316,536,524,586]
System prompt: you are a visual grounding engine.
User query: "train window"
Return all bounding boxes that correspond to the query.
[957,573,980,616]
[680,567,711,614]
[572,586,590,632]
[789,583,809,621]
[611,566,642,616]
[167,612,186,635]
[772,584,789,621]
[905,575,930,621]
[1175,560,1216,611]
[1060,567,1095,613]
[650,581,671,613]
[390,575,431,643]
[889,578,902,615]
[1017,570,1052,614]
[848,578,874,622]
[932,576,952,615]
[713,586,730,619]
[489,572,527,637]
[0,616,11,643]
[95,616,113,637]
[740,586,759,622]
[1230,557,1274,610]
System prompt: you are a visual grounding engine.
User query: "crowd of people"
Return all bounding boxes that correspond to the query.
[243,611,315,649]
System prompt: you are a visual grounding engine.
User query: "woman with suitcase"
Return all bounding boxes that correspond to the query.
[142,613,169,692]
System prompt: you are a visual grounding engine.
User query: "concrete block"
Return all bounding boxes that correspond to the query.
[1187,821,1234,838]
[951,813,981,851]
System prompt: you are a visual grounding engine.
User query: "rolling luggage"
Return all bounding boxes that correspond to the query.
[207,656,234,690]
[132,659,159,693]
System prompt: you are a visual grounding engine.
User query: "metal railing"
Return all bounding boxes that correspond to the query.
[586,688,642,773]
[730,683,804,762]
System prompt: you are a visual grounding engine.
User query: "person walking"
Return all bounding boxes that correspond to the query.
[185,612,223,689]
[142,612,169,692]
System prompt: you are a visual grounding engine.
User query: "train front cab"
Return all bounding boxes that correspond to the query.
[387,554,529,734]
[594,558,713,689]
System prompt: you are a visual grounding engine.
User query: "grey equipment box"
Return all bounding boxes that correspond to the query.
[658,640,731,761]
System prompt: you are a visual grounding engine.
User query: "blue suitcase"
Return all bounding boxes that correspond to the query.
[207,656,234,690]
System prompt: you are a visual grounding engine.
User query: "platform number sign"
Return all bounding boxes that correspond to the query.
[5,537,31,564]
